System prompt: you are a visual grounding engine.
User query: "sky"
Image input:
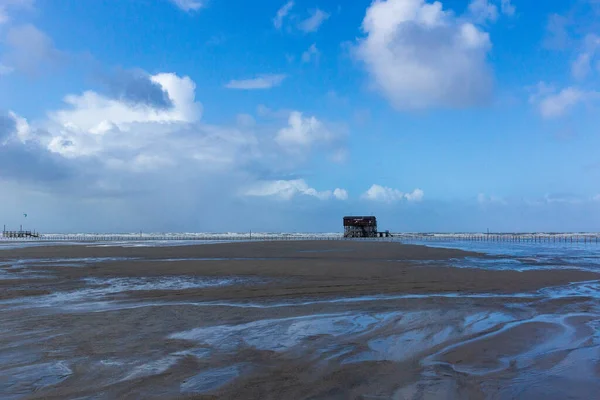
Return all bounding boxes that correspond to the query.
[1,0,600,233]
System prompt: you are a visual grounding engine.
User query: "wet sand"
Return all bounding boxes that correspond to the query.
[1,240,600,399]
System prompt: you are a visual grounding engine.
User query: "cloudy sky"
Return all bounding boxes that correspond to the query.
[1,0,600,233]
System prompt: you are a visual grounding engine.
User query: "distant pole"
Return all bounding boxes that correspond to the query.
[250,230,252,240]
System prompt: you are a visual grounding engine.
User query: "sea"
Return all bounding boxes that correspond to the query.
[410,239,600,272]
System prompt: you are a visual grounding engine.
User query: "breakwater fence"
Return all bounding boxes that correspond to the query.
[398,233,600,244]
[1,233,600,244]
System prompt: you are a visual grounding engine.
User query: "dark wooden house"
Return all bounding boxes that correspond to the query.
[343,216,378,238]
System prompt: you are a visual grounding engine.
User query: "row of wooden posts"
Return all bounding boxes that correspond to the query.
[400,234,600,243]
[1,234,600,243]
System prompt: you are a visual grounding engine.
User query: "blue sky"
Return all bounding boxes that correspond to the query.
[1,0,600,233]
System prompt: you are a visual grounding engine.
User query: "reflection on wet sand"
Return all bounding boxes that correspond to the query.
[1,240,600,399]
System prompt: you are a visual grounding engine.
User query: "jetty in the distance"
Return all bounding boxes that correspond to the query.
[2,225,39,238]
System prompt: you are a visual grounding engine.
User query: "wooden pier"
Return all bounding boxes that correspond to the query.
[2,230,40,238]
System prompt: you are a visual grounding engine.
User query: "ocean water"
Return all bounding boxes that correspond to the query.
[0,232,342,250]
[408,239,600,272]
[0,232,343,247]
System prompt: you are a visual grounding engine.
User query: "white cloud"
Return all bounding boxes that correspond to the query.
[468,0,498,23]
[298,8,330,33]
[500,0,515,16]
[50,73,201,135]
[273,1,294,29]
[362,184,424,203]
[468,0,514,21]
[225,74,287,90]
[529,83,596,119]
[169,0,203,12]
[540,88,587,118]
[9,111,31,141]
[404,188,425,202]
[363,185,403,202]
[243,179,346,201]
[26,73,261,171]
[275,111,334,150]
[333,188,349,200]
[572,53,593,80]
[301,43,320,63]
[3,71,348,210]
[571,34,600,80]
[355,0,493,110]
[2,63,352,230]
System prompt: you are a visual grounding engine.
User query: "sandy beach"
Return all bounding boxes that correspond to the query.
[2,240,600,399]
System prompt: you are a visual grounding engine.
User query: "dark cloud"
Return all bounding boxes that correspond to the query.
[0,137,72,183]
[100,68,173,109]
